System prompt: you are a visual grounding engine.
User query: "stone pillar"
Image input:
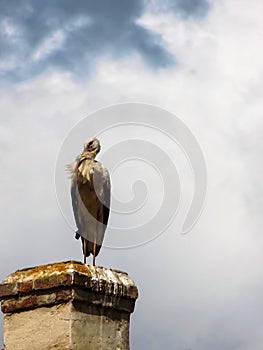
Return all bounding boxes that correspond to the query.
[0,261,138,350]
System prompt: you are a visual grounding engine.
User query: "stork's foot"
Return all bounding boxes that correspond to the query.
[83,239,87,265]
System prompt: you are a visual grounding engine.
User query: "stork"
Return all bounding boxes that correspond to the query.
[68,137,111,265]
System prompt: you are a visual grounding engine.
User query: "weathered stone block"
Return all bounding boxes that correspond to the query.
[0,261,138,350]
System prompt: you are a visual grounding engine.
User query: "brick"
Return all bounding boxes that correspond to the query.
[34,273,72,290]
[0,283,17,298]
[17,281,33,294]
[2,295,38,313]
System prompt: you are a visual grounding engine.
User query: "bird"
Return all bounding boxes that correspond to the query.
[68,137,111,265]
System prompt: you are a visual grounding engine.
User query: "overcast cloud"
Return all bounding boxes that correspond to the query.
[0,0,179,81]
[1,0,263,349]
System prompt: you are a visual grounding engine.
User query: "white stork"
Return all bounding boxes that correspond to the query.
[68,137,111,265]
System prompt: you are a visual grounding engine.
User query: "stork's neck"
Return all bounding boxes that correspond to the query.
[81,150,97,160]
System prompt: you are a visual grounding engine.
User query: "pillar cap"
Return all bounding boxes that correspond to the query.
[0,261,138,314]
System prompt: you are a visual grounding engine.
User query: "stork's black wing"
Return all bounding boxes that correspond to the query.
[93,162,111,232]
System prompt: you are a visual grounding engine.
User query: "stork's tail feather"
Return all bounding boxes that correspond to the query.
[66,162,76,179]
[75,231,80,240]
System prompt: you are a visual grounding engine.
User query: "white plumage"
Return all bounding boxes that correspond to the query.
[68,138,111,265]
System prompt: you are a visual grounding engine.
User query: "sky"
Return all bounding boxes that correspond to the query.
[0,0,263,349]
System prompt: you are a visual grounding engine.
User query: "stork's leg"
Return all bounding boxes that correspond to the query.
[83,239,87,264]
[93,233,96,266]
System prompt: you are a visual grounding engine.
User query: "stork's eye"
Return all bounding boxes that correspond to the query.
[88,141,93,146]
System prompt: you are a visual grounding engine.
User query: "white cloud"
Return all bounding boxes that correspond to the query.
[1,0,263,348]
[32,30,65,62]
[1,17,18,37]
[32,16,92,62]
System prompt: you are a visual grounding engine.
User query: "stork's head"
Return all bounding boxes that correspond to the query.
[84,137,101,155]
